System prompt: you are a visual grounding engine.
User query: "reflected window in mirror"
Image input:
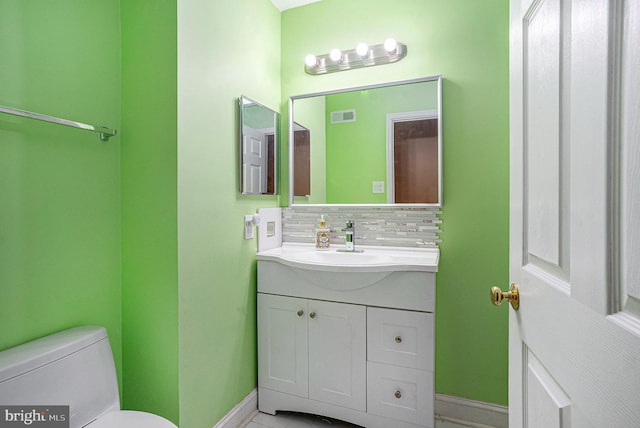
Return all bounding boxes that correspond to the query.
[239,96,279,195]
[289,75,442,207]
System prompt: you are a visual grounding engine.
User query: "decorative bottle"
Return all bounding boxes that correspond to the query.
[315,215,331,250]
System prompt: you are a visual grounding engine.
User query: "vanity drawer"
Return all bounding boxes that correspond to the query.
[367,362,433,427]
[367,307,433,371]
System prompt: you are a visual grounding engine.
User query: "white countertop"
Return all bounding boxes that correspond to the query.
[257,242,439,273]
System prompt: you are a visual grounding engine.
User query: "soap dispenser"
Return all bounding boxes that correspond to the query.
[315,215,331,250]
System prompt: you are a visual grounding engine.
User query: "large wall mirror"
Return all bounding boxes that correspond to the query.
[239,96,278,195]
[289,75,442,206]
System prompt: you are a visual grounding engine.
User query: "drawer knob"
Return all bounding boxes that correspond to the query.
[394,390,402,399]
[297,310,304,317]
[395,335,402,343]
[309,312,316,319]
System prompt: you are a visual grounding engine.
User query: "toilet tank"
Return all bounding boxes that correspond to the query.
[0,326,120,428]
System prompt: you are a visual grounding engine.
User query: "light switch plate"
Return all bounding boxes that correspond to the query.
[372,181,385,194]
[257,208,282,252]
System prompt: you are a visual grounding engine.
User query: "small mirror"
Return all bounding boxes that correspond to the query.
[239,96,278,195]
[289,75,442,206]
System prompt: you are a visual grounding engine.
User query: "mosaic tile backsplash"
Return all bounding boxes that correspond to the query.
[282,206,442,248]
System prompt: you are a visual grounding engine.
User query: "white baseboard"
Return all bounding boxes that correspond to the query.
[435,394,508,428]
[213,388,258,428]
[213,389,507,428]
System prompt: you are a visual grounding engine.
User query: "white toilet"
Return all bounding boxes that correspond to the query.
[0,326,178,428]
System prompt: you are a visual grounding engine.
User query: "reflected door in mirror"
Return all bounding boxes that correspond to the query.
[243,125,268,194]
[393,118,439,203]
[267,134,275,194]
[239,95,278,195]
[294,128,311,196]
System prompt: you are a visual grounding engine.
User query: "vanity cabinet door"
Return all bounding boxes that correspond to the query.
[308,300,366,411]
[258,293,308,398]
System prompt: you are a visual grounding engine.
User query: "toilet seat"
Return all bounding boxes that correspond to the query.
[86,410,177,428]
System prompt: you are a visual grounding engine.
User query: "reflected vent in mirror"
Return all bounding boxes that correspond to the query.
[330,109,356,124]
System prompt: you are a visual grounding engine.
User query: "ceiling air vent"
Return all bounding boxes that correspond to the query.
[330,109,356,124]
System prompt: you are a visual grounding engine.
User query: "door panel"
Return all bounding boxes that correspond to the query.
[308,300,366,411]
[258,294,308,398]
[242,125,267,194]
[524,0,562,267]
[619,0,640,317]
[567,0,610,312]
[510,0,640,426]
[526,349,571,428]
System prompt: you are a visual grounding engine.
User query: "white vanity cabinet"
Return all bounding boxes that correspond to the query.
[258,293,367,411]
[257,245,438,428]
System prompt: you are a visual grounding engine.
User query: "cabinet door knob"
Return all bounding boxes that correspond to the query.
[395,335,402,343]
[309,311,316,319]
[394,390,402,399]
[297,310,304,317]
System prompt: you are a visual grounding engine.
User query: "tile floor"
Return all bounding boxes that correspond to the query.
[243,411,473,428]
[244,411,360,428]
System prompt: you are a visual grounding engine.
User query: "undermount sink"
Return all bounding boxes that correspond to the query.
[257,243,439,274]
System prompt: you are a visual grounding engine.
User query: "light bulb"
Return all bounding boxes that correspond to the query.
[356,42,369,57]
[384,38,398,53]
[329,48,342,62]
[305,54,317,67]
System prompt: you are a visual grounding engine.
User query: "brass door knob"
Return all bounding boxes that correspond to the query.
[309,312,316,319]
[297,310,304,317]
[395,336,402,344]
[394,390,402,399]
[490,283,520,310]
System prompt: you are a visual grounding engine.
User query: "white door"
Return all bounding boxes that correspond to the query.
[242,125,267,194]
[508,0,640,426]
[308,300,366,411]
[257,294,308,398]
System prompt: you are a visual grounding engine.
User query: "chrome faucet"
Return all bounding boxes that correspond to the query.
[342,220,356,251]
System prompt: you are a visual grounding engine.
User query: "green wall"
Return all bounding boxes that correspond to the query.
[282,0,510,405]
[177,0,281,426]
[0,0,122,386]
[121,0,179,423]
[324,82,438,203]
[123,0,283,425]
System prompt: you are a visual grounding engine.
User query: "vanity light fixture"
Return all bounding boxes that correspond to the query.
[355,42,369,57]
[305,54,317,67]
[329,48,343,62]
[304,39,407,75]
[383,37,398,53]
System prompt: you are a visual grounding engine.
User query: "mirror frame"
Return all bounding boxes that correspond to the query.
[288,75,442,207]
[239,95,279,196]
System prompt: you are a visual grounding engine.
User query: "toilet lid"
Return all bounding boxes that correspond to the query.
[87,410,177,428]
